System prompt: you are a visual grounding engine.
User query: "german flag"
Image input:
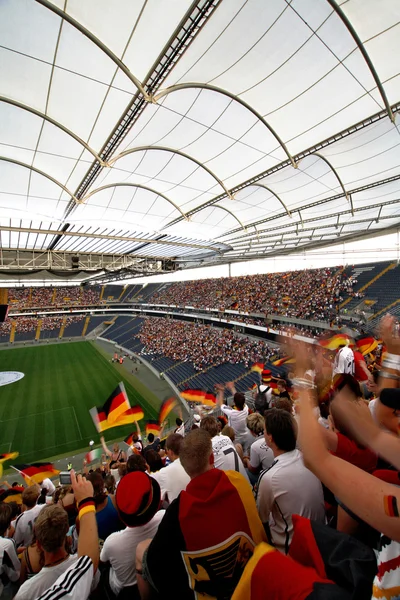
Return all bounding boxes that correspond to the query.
[146,420,161,437]
[158,397,178,424]
[12,463,60,484]
[355,335,378,356]
[0,452,19,463]
[101,382,130,425]
[91,405,144,433]
[251,362,264,373]
[0,487,23,505]
[181,389,216,406]
[272,356,295,367]
[319,333,353,350]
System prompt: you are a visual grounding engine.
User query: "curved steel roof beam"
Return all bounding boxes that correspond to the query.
[35,0,149,101]
[247,183,292,217]
[109,145,233,199]
[306,152,354,216]
[153,82,297,169]
[0,156,80,204]
[0,96,106,166]
[212,205,247,232]
[325,0,394,123]
[82,182,188,220]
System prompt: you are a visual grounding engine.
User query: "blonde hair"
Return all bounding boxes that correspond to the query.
[22,485,40,509]
[246,412,265,435]
[221,425,235,441]
[34,505,69,552]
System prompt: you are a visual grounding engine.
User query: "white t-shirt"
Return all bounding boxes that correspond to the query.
[175,424,185,437]
[16,555,77,600]
[152,459,190,502]
[211,435,250,482]
[333,347,354,376]
[100,510,165,595]
[41,478,55,495]
[37,555,93,600]
[220,404,249,443]
[14,503,45,547]
[249,437,274,471]
[256,449,325,554]
[0,537,20,596]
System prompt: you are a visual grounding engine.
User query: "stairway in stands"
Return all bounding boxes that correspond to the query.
[340,261,397,311]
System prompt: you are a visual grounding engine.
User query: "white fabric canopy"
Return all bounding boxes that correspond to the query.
[0,0,399,267]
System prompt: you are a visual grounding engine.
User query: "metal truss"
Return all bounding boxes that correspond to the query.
[0,248,178,277]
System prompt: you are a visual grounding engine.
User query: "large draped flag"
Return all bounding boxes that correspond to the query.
[146,420,161,437]
[0,452,19,478]
[12,462,60,483]
[158,397,178,423]
[89,382,144,433]
[180,389,217,406]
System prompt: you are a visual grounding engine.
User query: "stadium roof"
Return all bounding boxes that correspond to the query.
[0,0,400,280]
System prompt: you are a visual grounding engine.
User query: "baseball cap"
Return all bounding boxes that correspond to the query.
[116,471,161,527]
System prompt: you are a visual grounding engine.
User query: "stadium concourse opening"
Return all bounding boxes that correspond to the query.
[1,0,400,598]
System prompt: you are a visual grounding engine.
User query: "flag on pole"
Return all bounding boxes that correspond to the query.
[146,420,161,437]
[319,333,353,350]
[85,448,102,464]
[0,452,19,477]
[12,463,60,483]
[101,382,130,425]
[272,356,295,367]
[158,397,178,424]
[89,382,144,432]
[355,335,378,356]
[251,362,264,373]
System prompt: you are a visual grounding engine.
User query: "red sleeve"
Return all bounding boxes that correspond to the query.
[332,433,377,472]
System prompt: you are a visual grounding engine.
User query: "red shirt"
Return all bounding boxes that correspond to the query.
[332,432,377,473]
[353,350,368,382]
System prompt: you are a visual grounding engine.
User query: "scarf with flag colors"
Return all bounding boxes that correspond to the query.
[251,362,264,373]
[12,463,60,483]
[0,487,23,505]
[158,397,178,424]
[145,468,266,599]
[89,382,144,432]
[146,420,161,437]
[85,448,102,463]
[180,389,217,406]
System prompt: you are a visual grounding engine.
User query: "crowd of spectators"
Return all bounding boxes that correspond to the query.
[149,267,356,320]
[0,315,84,337]
[0,314,399,598]
[136,316,278,370]
[8,286,101,309]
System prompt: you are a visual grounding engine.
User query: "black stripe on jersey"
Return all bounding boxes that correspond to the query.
[37,556,92,600]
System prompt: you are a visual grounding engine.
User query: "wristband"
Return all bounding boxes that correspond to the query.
[77,497,95,509]
[78,505,96,519]
[292,378,316,390]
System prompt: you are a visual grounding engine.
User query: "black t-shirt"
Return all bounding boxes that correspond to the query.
[144,438,161,454]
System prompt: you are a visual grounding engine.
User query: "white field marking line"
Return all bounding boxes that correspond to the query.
[0,406,71,423]
[72,407,83,441]
[17,437,82,458]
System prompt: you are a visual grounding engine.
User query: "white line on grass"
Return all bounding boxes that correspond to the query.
[72,407,83,441]
[0,406,71,423]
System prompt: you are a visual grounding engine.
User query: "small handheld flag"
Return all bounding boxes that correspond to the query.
[251,362,264,373]
[180,389,217,406]
[158,397,178,424]
[89,382,144,433]
[0,452,19,478]
[146,420,161,437]
[101,382,130,425]
[85,448,102,464]
[12,463,60,484]
[319,333,353,350]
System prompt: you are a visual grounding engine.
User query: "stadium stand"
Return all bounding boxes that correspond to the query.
[102,285,124,302]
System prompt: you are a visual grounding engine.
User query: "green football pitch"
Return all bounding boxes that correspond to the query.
[0,342,160,464]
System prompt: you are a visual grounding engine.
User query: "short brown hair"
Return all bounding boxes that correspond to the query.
[234,393,245,410]
[0,504,12,536]
[166,433,183,456]
[265,408,296,452]
[246,412,264,435]
[200,415,219,438]
[180,429,212,478]
[273,398,293,414]
[22,485,40,509]
[35,505,69,552]
[221,425,235,441]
